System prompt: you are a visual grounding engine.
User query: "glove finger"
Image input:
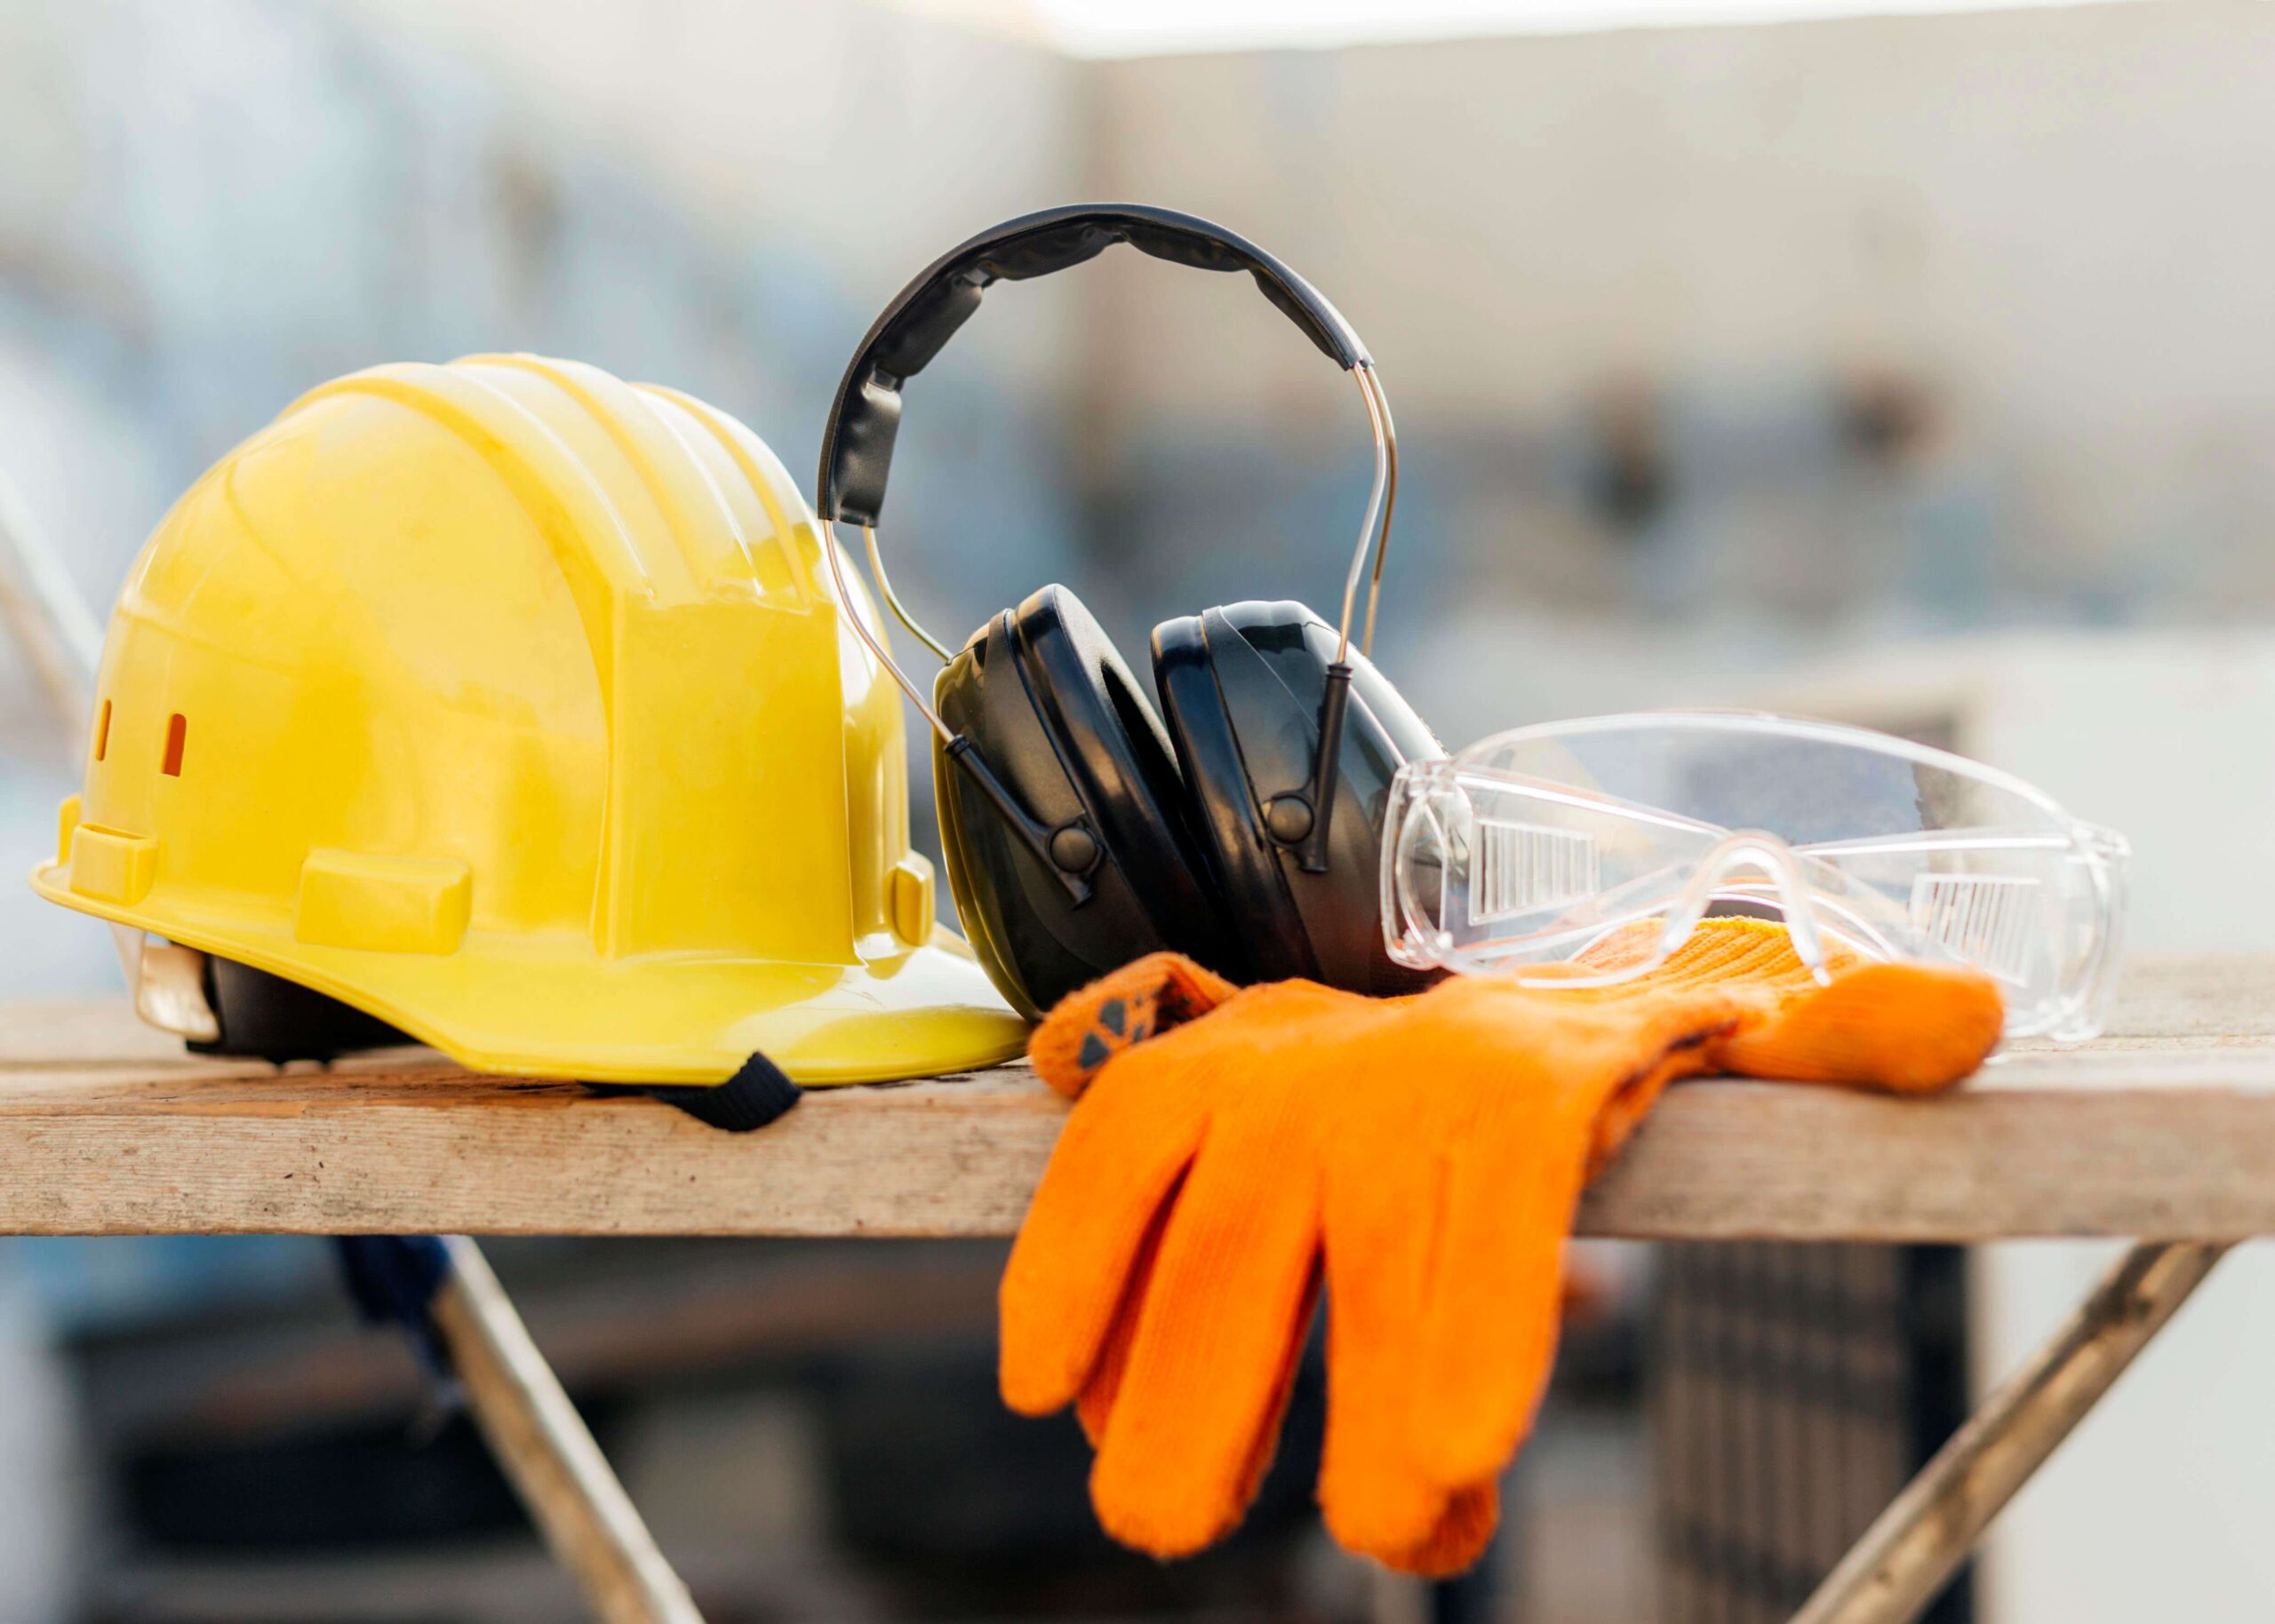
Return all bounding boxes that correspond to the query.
[1411,1122,1577,1489]
[1317,1138,1454,1558]
[1000,1047,1210,1416]
[1074,1192,1163,1446]
[1089,1121,1322,1559]
[1377,1479,1501,1580]
[1408,1013,1725,1486]
[1079,1228,1320,1528]
[1720,959,2002,1093]
[1225,1267,1321,1518]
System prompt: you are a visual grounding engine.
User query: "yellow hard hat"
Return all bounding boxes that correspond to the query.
[32,354,1028,1087]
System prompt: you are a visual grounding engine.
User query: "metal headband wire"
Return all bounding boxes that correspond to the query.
[1341,363,1396,666]
[837,361,1401,700]
[863,522,953,664]
[817,513,957,744]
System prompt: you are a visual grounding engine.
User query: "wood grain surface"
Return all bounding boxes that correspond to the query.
[0,955,2270,1240]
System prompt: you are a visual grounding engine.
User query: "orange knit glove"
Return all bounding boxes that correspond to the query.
[1001,919,2002,1575]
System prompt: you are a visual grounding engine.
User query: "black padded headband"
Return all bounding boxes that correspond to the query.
[816,203,1370,528]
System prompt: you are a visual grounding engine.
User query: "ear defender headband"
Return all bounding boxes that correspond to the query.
[817,203,1441,1018]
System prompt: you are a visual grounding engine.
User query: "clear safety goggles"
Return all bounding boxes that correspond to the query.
[1383,712,2127,1041]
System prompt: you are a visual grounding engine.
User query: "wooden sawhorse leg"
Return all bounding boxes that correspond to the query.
[1788,1240,2227,1624]
[433,1237,706,1624]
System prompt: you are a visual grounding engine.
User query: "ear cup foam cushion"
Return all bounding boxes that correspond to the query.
[1009,586,1233,967]
[928,684,1043,1021]
[1153,601,1443,994]
[937,606,1151,1018]
[933,588,1239,1018]
[1153,609,1304,979]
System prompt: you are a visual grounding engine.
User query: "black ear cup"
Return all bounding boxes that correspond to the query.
[934,585,1235,1018]
[1153,601,1442,995]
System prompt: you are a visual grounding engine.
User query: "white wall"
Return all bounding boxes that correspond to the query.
[1080,1,2275,630]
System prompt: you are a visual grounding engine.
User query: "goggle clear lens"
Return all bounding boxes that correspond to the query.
[1384,713,2127,1040]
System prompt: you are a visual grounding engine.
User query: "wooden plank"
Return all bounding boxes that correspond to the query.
[0,954,2271,1240]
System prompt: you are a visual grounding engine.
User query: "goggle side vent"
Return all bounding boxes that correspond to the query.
[1909,872,2038,985]
[1473,818,1600,924]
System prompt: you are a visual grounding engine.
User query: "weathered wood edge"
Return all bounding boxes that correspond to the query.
[0,1062,2264,1242]
[0,952,2271,1241]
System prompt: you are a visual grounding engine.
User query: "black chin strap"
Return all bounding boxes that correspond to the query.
[588,1053,802,1132]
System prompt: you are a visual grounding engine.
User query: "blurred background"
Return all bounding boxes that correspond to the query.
[4,0,2273,1618]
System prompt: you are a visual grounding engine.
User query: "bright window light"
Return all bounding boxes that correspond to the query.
[1004,0,2145,57]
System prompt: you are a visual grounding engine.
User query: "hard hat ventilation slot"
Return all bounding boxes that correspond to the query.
[162,713,188,777]
[93,700,110,762]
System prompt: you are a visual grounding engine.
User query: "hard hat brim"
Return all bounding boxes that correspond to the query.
[34,864,1032,1087]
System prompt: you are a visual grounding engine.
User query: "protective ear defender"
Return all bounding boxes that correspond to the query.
[818,203,1441,1020]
